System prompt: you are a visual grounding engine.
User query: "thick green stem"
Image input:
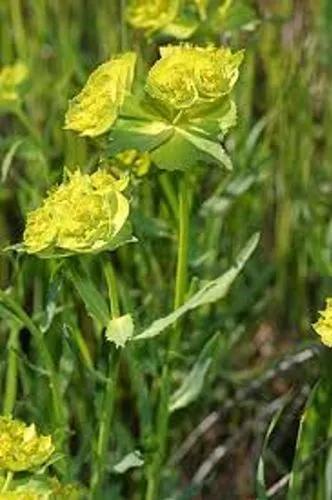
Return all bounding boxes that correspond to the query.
[146,173,190,500]
[91,260,121,498]
[3,328,19,416]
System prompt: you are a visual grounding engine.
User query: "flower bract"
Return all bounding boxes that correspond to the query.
[64,53,136,137]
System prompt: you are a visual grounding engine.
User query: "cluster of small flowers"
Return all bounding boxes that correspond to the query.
[0,417,82,499]
[146,45,243,110]
[23,170,129,256]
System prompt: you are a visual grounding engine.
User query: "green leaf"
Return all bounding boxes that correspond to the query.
[112,450,144,474]
[1,139,23,182]
[287,376,332,499]
[67,264,109,326]
[106,314,134,348]
[256,406,285,500]
[161,16,199,40]
[134,233,259,340]
[108,117,173,156]
[150,127,232,171]
[218,0,259,32]
[169,332,220,413]
[186,98,237,137]
[178,127,232,170]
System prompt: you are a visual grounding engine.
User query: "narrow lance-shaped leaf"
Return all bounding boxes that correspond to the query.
[134,233,259,340]
[256,401,289,500]
[67,265,109,326]
[169,332,220,413]
[287,380,332,499]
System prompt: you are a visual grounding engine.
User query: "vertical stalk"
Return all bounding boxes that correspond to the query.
[91,260,121,498]
[3,328,19,416]
[14,108,43,149]
[10,0,27,60]
[1,471,13,493]
[120,0,128,51]
[146,173,190,500]
[0,292,66,437]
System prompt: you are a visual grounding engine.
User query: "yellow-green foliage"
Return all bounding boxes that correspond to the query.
[145,44,244,110]
[313,298,332,347]
[0,417,54,472]
[64,53,136,137]
[23,170,129,256]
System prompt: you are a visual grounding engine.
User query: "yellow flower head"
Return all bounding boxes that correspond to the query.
[23,169,130,257]
[0,417,54,472]
[126,0,180,33]
[0,62,28,106]
[64,53,136,137]
[313,298,332,347]
[146,44,244,110]
[114,150,151,177]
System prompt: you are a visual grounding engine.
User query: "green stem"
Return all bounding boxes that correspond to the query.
[14,108,43,148]
[0,291,66,442]
[120,0,128,51]
[146,173,190,500]
[10,0,27,59]
[90,260,121,498]
[3,328,19,416]
[159,173,178,221]
[1,471,13,493]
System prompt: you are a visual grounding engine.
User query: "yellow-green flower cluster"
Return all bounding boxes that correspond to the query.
[126,0,180,33]
[146,44,244,111]
[113,150,151,177]
[23,169,129,256]
[65,53,136,137]
[0,481,83,500]
[0,62,28,106]
[313,298,332,347]
[0,417,54,472]
[0,492,41,500]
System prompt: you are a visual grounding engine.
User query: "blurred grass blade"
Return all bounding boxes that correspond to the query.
[169,332,220,413]
[134,233,259,340]
[256,404,286,499]
[287,381,321,498]
[1,139,23,183]
[67,263,109,326]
